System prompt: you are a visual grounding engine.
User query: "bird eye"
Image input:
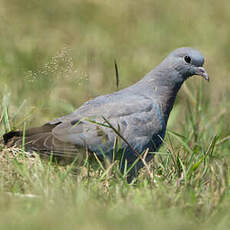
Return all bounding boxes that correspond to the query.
[184,56,191,64]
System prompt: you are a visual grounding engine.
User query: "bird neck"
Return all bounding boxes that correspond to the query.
[136,67,184,124]
[156,85,180,124]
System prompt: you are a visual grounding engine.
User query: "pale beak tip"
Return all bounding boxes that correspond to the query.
[204,74,209,82]
[197,67,209,82]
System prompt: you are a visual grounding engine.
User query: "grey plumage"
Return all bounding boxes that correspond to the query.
[3,47,209,182]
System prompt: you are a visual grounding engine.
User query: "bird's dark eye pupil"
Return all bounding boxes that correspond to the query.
[184,56,191,63]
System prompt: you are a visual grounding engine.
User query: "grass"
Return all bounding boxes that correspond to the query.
[1,0,230,229]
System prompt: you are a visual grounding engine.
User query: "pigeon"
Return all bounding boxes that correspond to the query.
[3,47,209,182]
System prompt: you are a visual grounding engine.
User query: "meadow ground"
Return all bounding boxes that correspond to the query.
[0,0,230,229]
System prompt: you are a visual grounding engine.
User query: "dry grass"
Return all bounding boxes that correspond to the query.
[0,0,230,229]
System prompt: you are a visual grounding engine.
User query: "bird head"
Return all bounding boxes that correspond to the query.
[163,47,209,83]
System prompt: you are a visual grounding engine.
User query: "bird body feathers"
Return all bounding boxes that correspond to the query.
[3,47,209,181]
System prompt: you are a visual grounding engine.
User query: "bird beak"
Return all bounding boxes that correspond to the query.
[195,67,209,81]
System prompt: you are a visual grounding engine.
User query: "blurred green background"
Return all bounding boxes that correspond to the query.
[1,1,230,230]
[0,0,230,129]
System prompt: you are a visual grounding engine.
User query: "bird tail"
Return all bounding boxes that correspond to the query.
[3,124,83,164]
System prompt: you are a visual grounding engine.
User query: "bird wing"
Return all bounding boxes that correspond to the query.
[4,91,165,161]
[51,94,165,156]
